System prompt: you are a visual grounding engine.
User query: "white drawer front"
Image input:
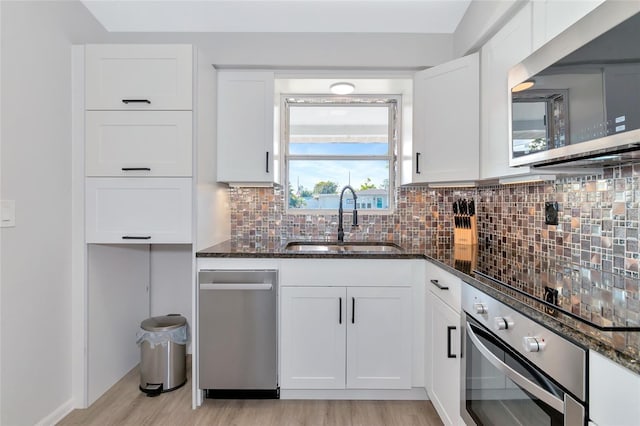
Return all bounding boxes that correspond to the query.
[425,261,461,312]
[85,44,192,110]
[86,178,192,243]
[85,111,192,177]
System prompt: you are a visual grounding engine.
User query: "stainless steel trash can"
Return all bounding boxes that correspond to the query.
[138,314,187,396]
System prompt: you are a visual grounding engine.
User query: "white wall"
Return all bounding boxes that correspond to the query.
[0,1,106,425]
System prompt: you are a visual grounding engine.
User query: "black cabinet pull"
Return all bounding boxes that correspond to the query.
[265,151,270,173]
[122,167,151,171]
[351,297,355,324]
[339,297,342,324]
[122,99,151,104]
[447,326,457,358]
[430,279,449,291]
[122,236,151,240]
[416,152,421,174]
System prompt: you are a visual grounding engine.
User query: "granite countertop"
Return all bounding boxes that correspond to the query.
[197,238,640,374]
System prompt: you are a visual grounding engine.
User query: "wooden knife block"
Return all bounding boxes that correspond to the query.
[454,243,478,275]
[453,215,478,245]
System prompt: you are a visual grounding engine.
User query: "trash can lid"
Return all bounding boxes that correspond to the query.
[141,314,187,332]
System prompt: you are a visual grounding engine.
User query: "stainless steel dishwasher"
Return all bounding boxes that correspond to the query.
[198,269,278,398]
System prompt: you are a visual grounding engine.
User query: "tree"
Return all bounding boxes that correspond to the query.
[313,180,338,194]
[288,184,306,208]
[359,177,376,191]
[299,187,313,198]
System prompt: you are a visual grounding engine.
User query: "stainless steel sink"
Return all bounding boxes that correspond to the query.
[284,241,403,254]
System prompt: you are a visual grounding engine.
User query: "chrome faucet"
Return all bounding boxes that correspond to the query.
[337,185,358,242]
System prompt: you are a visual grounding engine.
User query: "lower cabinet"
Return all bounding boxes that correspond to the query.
[426,289,462,426]
[280,285,412,390]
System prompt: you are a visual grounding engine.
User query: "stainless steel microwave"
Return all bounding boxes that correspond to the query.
[509,3,640,168]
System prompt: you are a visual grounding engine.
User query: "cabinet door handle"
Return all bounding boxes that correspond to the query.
[447,326,457,358]
[430,279,449,291]
[416,152,421,174]
[339,297,342,324]
[122,99,151,104]
[122,167,151,171]
[351,297,355,324]
[122,235,151,240]
[265,151,270,173]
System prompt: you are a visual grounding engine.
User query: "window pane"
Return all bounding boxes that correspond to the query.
[288,159,390,210]
[289,106,389,155]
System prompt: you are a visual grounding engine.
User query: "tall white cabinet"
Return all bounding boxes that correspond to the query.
[412,53,479,184]
[216,70,276,185]
[81,44,196,406]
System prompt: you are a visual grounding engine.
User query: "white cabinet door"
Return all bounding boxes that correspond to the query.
[346,287,412,389]
[589,350,640,426]
[85,178,192,244]
[429,295,462,426]
[480,4,532,179]
[217,70,275,184]
[413,53,479,183]
[85,44,193,110]
[280,286,347,389]
[85,111,193,177]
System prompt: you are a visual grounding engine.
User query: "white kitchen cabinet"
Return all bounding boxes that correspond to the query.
[85,110,193,177]
[280,285,412,390]
[589,350,640,426]
[428,295,461,426]
[85,177,192,244]
[531,0,605,51]
[479,3,533,180]
[217,70,275,185]
[280,286,346,389]
[347,286,412,389]
[412,53,479,184]
[424,261,463,426]
[85,44,193,110]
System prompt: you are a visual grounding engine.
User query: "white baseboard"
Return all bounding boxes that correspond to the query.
[36,398,74,426]
[280,387,428,400]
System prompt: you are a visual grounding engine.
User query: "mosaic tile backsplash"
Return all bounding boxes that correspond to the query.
[229,165,640,281]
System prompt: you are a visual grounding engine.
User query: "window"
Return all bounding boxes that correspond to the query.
[283,96,398,212]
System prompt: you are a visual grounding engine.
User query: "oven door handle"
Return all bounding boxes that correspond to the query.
[466,322,564,413]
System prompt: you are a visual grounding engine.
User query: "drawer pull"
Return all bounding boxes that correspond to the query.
[430,279,449,291]
[339,297,342,324]
[122,167,151,171]
[122,99,151,104]
[265,151,270,173]
[352,297,355,324]
[122,235,151,240]
[416,152,421,174]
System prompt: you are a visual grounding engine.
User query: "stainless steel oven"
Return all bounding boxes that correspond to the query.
[461,282,587,426]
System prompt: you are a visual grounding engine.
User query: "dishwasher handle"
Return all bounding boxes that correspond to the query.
[200,283,273,291]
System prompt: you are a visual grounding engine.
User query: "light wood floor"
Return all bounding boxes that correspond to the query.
[59,357,443,426]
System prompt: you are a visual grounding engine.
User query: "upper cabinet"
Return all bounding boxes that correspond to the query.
[479,3,533,179]
[412,53,479,184]
[531,0,605,51]
[85,44,193,110]
[216,70,275,185]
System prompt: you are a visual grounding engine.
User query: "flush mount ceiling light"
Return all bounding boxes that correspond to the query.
[330,82,355,95]
[512,79,536,93]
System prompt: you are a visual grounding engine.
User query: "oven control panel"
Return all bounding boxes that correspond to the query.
[462,281,587,401]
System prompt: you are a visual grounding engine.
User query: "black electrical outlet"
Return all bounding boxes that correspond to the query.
[545,201,559,225]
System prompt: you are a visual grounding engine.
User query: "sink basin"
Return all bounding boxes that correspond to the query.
[284,241,403,254]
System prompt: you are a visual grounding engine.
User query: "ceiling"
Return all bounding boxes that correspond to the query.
[81,0,472,33]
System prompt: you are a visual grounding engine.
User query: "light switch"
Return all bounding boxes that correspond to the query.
[1,200,15,227]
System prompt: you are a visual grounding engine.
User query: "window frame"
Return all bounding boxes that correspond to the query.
[281,95,400,214]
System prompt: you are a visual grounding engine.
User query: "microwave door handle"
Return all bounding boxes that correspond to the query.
[465,322,564,413]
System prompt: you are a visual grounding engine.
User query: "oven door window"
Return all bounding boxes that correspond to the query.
[465,319,565,426]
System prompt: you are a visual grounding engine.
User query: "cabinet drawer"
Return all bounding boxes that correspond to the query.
[85,111,192,177]
[85,44,192,110]
[85,178,192,243]
[425,261,461,312]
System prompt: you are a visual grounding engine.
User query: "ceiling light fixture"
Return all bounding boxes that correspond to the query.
[512,79,536,93]
[330,82,355,95]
